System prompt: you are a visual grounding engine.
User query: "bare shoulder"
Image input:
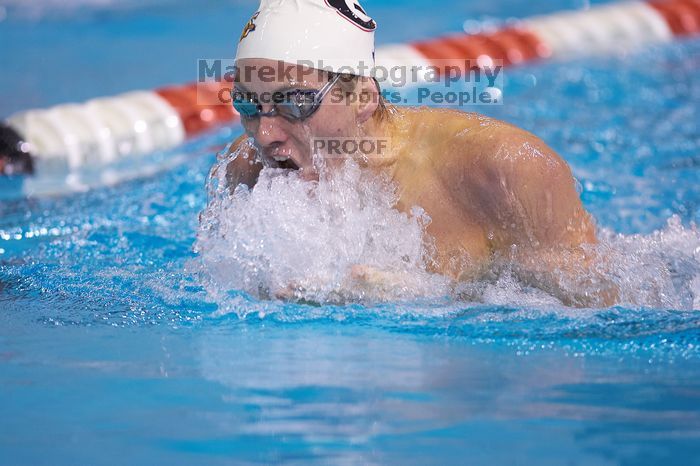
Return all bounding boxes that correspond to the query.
[400,107,521,165]
[419,111,517,181]
[477,122,585,217]
[426,110,593,243]
[400,106,505,139]
[428,110,571,184]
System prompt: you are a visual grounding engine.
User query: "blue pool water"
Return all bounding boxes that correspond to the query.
[2,0,700,464]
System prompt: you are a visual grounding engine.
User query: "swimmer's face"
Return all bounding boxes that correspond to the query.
[233,58,372,180]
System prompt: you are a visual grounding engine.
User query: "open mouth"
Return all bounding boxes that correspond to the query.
[274,157,300,171]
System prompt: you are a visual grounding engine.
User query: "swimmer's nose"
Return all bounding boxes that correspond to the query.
[252,115,288,151]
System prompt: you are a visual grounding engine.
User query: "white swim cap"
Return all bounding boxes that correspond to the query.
[235,0,376,77]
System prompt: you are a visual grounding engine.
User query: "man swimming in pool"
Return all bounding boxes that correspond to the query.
[222,0,618,307]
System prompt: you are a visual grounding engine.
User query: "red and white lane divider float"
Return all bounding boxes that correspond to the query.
[1,0,698,196]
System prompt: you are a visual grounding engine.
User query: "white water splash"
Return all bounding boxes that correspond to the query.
[601,216,700,310]
[193,146,451,313]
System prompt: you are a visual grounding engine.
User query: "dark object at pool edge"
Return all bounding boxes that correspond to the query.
[0,123,34,176]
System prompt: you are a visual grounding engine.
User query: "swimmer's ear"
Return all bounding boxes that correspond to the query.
[354,77,379,124]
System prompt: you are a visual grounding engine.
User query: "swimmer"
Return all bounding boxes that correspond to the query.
[221,0,618,307]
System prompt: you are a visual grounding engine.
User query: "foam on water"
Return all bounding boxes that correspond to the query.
[193,142,700,317]
[471,217,700,310]
[601,217,700,310]
[193,144,452,313]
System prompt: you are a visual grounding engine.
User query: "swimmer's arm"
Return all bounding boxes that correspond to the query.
[507,247,619,308]
[223,134,263,189]
[481,130,619,307]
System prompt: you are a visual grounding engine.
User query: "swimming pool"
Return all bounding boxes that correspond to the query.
[2,0,700,463]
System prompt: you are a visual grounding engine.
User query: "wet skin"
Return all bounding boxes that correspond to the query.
[222,59,617,307]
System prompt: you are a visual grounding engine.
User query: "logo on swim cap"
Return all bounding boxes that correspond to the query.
[325,0,376,31]
[239,11,259,42]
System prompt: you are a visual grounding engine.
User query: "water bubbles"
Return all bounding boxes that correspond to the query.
[597,216,700,310]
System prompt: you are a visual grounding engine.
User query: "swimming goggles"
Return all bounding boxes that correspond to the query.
[231,73,342,121]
